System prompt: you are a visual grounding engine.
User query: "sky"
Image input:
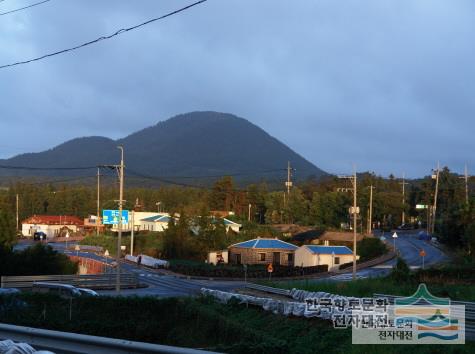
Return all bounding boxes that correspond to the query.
[1,0,474,178]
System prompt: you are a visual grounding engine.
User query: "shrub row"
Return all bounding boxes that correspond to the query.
[169,260,328,278]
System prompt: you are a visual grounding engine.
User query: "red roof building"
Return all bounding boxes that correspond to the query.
[22,215,84,226]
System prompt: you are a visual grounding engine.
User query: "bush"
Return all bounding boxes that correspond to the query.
[169,260,327,278]
[0,244,78,276]
[357,237,388,262]
[390,257,411,282]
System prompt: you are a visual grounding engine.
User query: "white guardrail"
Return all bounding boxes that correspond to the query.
[0,323,221,354]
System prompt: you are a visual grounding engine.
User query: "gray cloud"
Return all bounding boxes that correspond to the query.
[1,0,474,178]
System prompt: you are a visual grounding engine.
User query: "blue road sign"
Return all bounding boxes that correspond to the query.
[102,210,129,225]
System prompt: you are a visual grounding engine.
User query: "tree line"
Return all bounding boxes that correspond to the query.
[0,167,474,259]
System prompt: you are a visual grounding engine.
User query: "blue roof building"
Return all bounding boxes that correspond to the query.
[228,238,298,266]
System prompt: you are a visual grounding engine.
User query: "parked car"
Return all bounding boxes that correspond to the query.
[397,223,414,230]
[32,282,81,298]
[77,288,99,297]
[33,231,47,241]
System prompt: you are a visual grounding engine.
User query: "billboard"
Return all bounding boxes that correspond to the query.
[102,210,129,225]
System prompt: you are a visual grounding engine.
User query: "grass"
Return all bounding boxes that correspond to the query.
[0,293,473,353]
[264,277,475,302]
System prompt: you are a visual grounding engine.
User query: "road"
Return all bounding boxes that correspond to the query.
[15,231,448,291]
[14,241,245,297]
[325,230,448,282]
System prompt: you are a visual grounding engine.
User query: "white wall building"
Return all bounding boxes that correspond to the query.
[294,245,358,271]
[21,215,83,239]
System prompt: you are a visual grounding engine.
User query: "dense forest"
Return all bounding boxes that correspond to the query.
[0,167,474,260]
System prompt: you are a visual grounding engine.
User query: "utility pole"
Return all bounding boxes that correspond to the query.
[248,203,251,222]
[368,185,374,235]
[431,163,440,235]
[338,168,358,280]
[352,169,357,281]
[96,167,100,236]
[465,165,469,205]
[130,210,135,256]
[16,194,19,232]
[283,161,293,224]
[116,146,125,294]
[460,164,469,205]
[400,173,409,225]
[286,161,292,196]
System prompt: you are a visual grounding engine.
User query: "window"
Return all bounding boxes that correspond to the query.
[334,257,340,265]
[259,253,266,261]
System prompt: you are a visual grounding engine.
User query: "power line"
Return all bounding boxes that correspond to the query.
[0,164,97,171]
[0,0,51,16]
[0,0,207,69]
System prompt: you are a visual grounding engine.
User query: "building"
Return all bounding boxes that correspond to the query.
[213,217,241,233]
[139,214,171,232]
[207,250,229,265]
[294,245,357,271]
[228,237,298,266]
[110,212,170,232]
[21,215,84,239]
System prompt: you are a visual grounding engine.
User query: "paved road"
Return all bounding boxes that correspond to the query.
[15,231,448,291]
[41,243,246,297]
[324,230,448,282]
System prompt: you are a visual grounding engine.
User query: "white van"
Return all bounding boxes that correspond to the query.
[32,282,82,298]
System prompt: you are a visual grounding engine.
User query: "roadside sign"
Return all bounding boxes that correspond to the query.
[102,210,129,225]
[104,249,109,257]
[392,232,398,238]
[419,249,426,257]
[75,245,80,251]
[416,204,428,209]
[267,264,273,273]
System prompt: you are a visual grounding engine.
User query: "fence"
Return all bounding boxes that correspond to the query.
[1,273,139,290]
[0,323,219,354]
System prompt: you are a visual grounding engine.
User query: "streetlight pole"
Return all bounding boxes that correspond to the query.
[116,146,125,293]
[431,163,440,235]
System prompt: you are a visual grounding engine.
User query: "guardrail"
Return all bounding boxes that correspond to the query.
[0,323,220,354]
[1,273,140,290]
[374,293,475,341]
[245,283,291,296]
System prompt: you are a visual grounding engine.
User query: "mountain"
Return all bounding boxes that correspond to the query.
[0,111,327,183]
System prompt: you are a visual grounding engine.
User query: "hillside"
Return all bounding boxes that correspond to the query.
[0,111,327,183]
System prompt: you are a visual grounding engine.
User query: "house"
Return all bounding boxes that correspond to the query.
[228,237,298,266]
[139,214,171,232]
[110,212,170,232]
[294,245,358,271]
[21,215,84,239]
[213,217,241,233]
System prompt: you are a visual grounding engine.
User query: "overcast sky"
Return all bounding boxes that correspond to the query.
[1,0,474,178]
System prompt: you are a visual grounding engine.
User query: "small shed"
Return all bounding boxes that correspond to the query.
[207,250,229,265]
[295,245,357,271]
[228,238,298,266]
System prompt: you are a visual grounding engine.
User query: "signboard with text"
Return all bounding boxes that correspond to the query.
[102,210,129,225]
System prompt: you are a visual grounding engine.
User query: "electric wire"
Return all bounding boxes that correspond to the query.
[0,0,51,16]
[0,0,207,69]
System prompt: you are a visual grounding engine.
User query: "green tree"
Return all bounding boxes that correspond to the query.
[0,209,16,249]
